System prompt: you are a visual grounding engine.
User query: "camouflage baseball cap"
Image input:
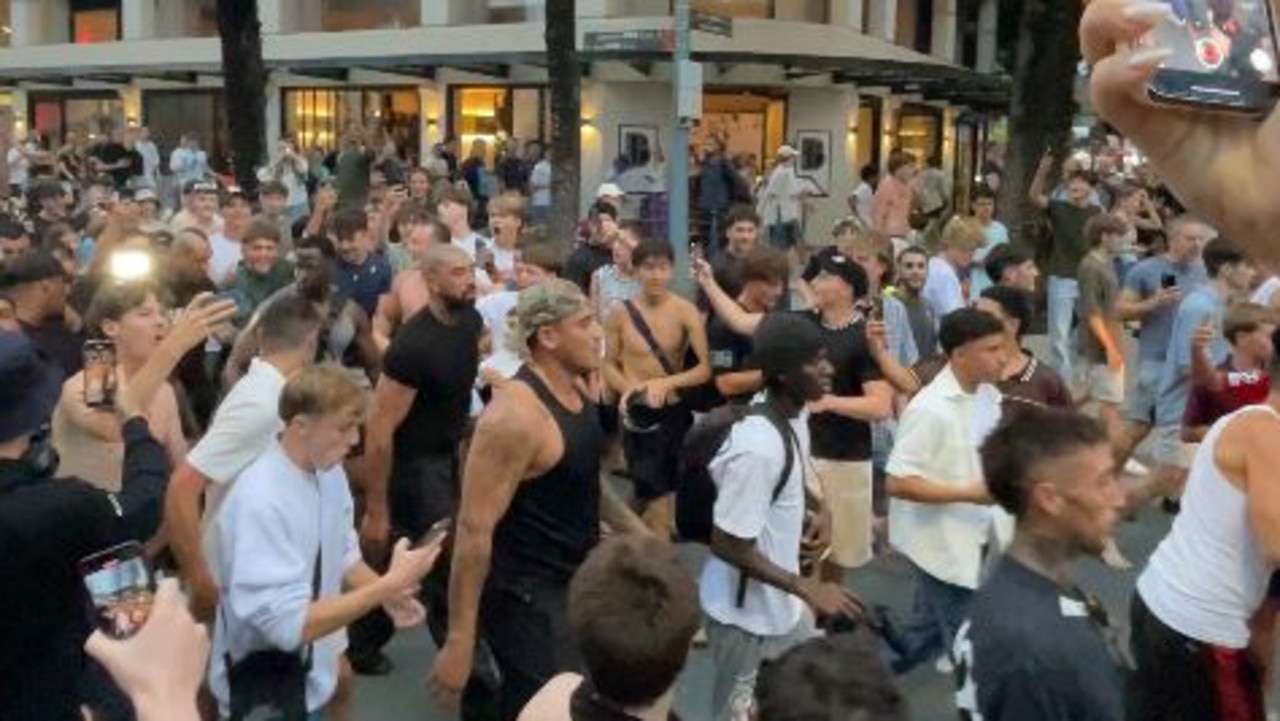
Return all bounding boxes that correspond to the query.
[509,278,588,356]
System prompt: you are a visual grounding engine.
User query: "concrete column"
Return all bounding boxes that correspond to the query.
[11,91,30,140]
[423,0,477,26]
[121,0,156,40]
[931,0,958,62]
[830,0,865,33]
[976,0,998,72]
[259,0,283,34]
[265,72,282,153]
[865,0,897,42]
[9,0,51,47]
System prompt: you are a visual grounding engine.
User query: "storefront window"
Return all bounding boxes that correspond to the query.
[144,91,229,172]
[31,93,123,145]
[450,87,547,163]
[321,0,419,31]
[896,106,942,164]
[71,0,120,44]
[284,88,420,160]
[692,91,787,178]
[690,0,772,18]
[488,0,545,23]
[854,100,881,172]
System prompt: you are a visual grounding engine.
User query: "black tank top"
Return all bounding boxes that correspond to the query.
[490,365,604,583]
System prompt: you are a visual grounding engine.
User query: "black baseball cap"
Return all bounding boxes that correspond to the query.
[801,247,869,298]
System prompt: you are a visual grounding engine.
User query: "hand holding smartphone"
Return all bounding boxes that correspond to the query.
[80,542,154,640]
[84,340,117,409]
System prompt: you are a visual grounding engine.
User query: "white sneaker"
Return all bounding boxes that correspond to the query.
[935,655,954,674]
[1124,458,1149,477]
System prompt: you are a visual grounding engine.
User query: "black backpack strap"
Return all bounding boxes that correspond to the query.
[623,300,678,376]
[736,403,798,607]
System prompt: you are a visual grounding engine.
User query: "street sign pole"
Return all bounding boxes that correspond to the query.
[670,0,693,296]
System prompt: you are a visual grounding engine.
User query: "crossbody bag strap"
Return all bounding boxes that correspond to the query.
[735,403,798,607]
[623,299,678,376]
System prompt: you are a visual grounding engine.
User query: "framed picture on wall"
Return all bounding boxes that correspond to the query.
[617,124,662,193]
[795,130,832,197]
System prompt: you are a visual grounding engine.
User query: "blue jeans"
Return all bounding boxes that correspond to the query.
[1046,275,1079,380]
[890,563,973,674]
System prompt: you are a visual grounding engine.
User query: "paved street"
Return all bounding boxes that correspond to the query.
[354,502,1179,721]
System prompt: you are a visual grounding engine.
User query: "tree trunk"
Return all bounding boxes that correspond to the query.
[216,0,267,197]
[544,0,581,254]
[997,0,1082,246]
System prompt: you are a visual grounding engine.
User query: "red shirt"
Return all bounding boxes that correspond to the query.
[1182,362,1271,431]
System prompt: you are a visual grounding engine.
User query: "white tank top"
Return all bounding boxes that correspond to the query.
[1137,405,1277,648]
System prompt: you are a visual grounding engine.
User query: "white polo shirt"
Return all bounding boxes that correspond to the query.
[923,255,966,324]
[187,358,287,578]
[887,364,1004,590]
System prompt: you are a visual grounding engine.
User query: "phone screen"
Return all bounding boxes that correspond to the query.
[83,340,116,409]
[1149,0,1279,84]
[80,542,154,640]
[1161,273,1178,289]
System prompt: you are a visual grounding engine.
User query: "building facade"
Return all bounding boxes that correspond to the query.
[0,0,1007,243]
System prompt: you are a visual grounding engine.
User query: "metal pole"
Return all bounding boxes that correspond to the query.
[669,0,693,296]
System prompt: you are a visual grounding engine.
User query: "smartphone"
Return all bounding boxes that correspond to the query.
[419,518,451,549]
[83,340,117,409]
[869,294,885,322]
[1161,272,1178,289]
[1145,0,1280,114]
[79,541,154,640]
[690,242,705,265]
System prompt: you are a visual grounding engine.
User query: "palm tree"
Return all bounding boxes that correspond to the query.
[544,0,582,251]
[216,0,268,196]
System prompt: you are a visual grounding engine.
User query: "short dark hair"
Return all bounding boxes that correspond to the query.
[259,180,289,198]
[0,218,28,242]
[939,307,1005,356]
[257,294,324,355]
[1203,237,1248,279]
[568,536,699,707]
[1065,169,1094,186]
[591,199,618,221]
[1084,213,1129,248]
[980,285,1034,340]
[243,217,282,246]
[329,208,368,241]
[896,245,928,266]
[756,632,907,721]
[971,183,997,203]
[738,247,789,287]
[983,243,1033,285]
[982,407,1109,515]
[724,204,760,229]
[296,234,336,260]
[860,164,878,183]
[632,237,674,267]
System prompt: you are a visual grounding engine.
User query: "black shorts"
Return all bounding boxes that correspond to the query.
[623,407,693,501]
[390,451,458,541]
[1129,592,1265,721]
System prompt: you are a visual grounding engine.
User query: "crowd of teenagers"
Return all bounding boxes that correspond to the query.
[8,4,1280,721]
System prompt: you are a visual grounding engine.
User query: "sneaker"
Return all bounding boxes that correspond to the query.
[1123,458,1149,477]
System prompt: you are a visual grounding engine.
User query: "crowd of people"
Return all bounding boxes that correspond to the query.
[7,4,1280,717]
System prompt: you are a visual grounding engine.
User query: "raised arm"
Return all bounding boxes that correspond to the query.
[1028,153,1053,210]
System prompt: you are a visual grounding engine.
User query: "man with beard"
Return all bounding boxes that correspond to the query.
[895,246,938,358]
[348,244,483,675]
[430,279,647,720]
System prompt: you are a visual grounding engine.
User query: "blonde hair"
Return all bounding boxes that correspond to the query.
[939,216,986,252]
[279,365,367,423]
[488,192,526,219]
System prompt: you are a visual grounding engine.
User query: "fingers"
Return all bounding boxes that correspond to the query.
[1080,0,1174,67]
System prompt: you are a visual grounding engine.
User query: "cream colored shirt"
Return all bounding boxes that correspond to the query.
[52,368,187,492]
[886,364,1004,589]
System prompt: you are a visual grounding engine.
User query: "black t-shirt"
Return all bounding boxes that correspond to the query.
[383,305,482,458]
[683,312,755,410]
[956,558,1126,721]
[802,311,880,461]
[20,317,85,382]
[93,142,137,188]
[564,244,613,294]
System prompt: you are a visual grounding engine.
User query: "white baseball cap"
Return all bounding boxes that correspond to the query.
[596,182,624,199]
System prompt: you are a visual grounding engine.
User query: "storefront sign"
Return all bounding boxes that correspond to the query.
[691,11,734,38]
[585,30,675,53]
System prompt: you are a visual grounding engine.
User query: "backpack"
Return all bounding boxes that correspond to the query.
[674,402,796,545]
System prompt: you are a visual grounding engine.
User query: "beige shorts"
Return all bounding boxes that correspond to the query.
[812,458,874,570]
[1080,362,1125,405]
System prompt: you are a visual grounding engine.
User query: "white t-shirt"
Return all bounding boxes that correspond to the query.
[851,181,874,226]
[700,411,809,637]
[208,442,362,715]
[530,160,552,207]
[208,232,243,285]
[477,290,518,353]
[187,359,287,575]
[923,255,966,323]
[7,145,30,187]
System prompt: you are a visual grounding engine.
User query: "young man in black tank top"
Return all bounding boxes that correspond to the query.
[431,279,647,721]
